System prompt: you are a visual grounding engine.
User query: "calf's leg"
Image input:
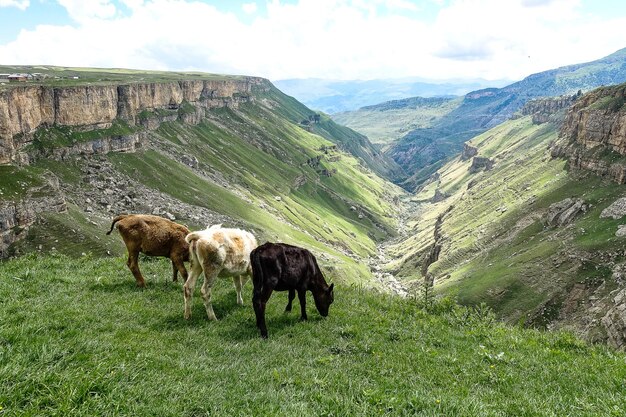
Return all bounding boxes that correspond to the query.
[200,266,219,321]
[232,275,244,306]
[298,289,308,321]
[253,287,273,338]
[171,260,178,282]
[171,254,188,283]
[285,289,296,312]
[183,260,203,319]
[126,249,146,288]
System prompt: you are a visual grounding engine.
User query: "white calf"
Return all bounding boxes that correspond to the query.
[183,225,258,320]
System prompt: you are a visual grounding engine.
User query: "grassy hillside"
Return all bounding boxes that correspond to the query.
[388,47,626,188]
[0,65,243,89]
[1,254,625,416]
[256,85,405,182]
[385,115,626,338]
[3,78,407,286]
[332,97,461,150]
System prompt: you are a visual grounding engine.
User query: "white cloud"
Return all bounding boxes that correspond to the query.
[0,0,29,10]
[385,0,420,12]
[57,0,117,22]
[0,0,624,81]
[242,2,257,14]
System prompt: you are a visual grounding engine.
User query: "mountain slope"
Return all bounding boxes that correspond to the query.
[332,96,461,151]
[0,67,406,286]
[273,77,509,113]
[383,90,626,346]
[388,47,626,188]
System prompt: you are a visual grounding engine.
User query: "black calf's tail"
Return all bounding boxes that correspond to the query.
[106,215,127,235]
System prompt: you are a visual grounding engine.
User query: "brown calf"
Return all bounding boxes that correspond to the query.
[106,214,190,287]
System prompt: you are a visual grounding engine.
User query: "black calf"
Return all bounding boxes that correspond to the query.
[250,242,334,338]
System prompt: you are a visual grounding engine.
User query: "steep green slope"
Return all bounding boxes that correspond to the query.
[385,114,626,342]
[332,96,461,150]
[256,85,405,181]
[1,254,625,416]
[2,76,406,286]
[389,47,626,188]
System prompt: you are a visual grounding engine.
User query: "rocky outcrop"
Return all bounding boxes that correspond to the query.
[469,156,493,173]
[460,143,478,161]
[602,296,626,348]
[31,132,148,161]
[602,287,626,349]
[0,77,269,164]
[552,144,626,184]
[0,181,67,258]
[545,198,587,227]
[553,83,626,183]
[520,96,575,124]
[560,84,626,153]
[601,197,626,219]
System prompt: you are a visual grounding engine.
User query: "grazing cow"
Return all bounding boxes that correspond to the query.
[251,242,334,338]
[106,214,190,287]
[184,225,257,321]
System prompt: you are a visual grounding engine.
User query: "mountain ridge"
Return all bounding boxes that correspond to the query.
[387,47,626,189]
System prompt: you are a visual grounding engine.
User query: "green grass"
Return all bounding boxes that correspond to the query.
[29,120,139,151]
[0,166,45,199]
[332,97,461,147]
[1,254,625,416]
[0,65,244,90]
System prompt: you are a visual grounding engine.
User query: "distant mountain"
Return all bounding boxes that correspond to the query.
[273,77,511,114]
[332,96,461,150]
[332,97,463,149]
[388,47,626,189]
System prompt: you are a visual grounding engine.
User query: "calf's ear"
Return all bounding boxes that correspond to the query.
[329,283,334,292]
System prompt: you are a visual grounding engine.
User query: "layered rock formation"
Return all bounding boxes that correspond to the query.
[552,83,626,183]
[520,95,576,124]
[544,198,587,227]
[0,77,268,164]
[0,177,67,258]
[460,143,478,161]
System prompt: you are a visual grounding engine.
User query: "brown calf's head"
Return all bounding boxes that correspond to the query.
[314,283,334,317]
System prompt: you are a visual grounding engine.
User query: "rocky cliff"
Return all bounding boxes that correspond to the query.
[552,83,626,183]
[0,77,268,164]
[0,76,269,254]
[520,95,576,124]
[0,176,66,257]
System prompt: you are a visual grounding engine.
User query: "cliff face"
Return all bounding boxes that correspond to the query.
[0,77,268,164]
[553,83,626,183]
[520,96,575,125]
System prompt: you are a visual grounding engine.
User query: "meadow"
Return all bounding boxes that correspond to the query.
[1,254,625,416]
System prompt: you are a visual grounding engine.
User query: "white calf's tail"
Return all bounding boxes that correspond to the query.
[185,231,203,244]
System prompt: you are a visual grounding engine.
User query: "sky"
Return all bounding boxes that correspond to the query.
[1,0,626,82]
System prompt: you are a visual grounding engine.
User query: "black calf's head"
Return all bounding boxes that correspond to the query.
[314,283,334,317]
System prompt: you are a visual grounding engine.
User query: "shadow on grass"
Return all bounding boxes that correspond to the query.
[88,279,182,294]
[146,285,330,341]
[221,306,327,341]
[154,292,249,329]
